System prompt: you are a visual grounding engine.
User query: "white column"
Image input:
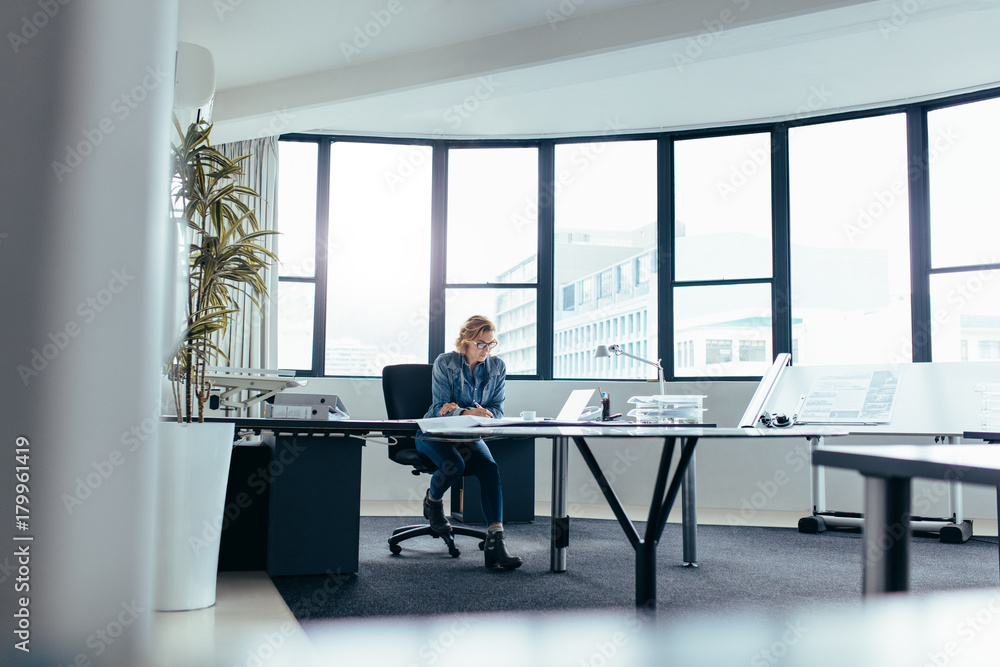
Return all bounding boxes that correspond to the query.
[0,1,177,663]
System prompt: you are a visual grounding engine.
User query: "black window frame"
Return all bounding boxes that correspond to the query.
[276,86,1000,380]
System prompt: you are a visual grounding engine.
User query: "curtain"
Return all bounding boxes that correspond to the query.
[216,135,280,413]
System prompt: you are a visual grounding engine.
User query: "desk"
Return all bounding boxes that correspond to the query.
[226,418,380,576]
[812,443,1000,595]
[429,423,845,611]
[216,418,533,575]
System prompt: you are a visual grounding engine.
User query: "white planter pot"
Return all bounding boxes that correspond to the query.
[153,421,235,611]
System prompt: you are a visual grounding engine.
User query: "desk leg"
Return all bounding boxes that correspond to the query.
[681,452,697,567]
[636,537,656,613]
[862,475,911,595]
[551,436,570,573]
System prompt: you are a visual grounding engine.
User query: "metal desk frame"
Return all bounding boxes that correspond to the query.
[431,423,846,612]
[813,442,1000,595]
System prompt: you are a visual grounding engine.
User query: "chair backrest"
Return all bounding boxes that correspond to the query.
[382,363,434,469]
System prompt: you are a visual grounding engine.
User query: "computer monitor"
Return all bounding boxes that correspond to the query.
[737,353,791,428]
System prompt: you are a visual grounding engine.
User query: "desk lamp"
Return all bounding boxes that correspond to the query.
[594,344,666,397]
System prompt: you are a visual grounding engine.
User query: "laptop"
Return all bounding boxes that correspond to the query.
[555,388,596,421]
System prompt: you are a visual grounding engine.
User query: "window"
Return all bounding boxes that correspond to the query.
[447,147,538,375]
[789,114,911,365]
[706,339,733,365]
[554,139,657,380]
[927,96,1000,363]
[739,340,766,362]
[276,140,318,371]
[327,142,432,375]
[673,132,773,377]
[275,88,1000,381]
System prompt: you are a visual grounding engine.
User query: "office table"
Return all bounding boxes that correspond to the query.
[213,418,532,575]
[812,443,1000,595]
[429,423,846,611]
[220,418,398,575]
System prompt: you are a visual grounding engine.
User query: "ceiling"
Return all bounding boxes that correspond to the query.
[177,0,1000,144]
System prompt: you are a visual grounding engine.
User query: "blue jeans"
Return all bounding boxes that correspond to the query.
[414,437,503,525]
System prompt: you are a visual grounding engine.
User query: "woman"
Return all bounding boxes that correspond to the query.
[415,315,523,570]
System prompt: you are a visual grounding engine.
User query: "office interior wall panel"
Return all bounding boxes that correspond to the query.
[0,1,177,663]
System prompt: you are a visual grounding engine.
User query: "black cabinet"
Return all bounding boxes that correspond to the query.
[450,437,535,524]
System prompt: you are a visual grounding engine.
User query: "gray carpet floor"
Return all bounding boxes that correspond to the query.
[272,516,1000,627]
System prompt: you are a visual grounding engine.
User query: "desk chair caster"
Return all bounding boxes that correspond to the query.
[387,524,487,558]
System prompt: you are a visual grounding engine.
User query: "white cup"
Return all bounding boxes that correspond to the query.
[520,410,536,421]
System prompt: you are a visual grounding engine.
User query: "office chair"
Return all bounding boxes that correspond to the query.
[381,363,487,558]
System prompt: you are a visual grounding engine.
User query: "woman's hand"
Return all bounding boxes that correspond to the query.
[440,402,459,416]
[463,407,493,418]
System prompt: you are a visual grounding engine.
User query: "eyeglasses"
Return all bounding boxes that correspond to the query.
[473,340,498,350]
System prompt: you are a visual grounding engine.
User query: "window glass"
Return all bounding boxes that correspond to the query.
[325,142,432,375]
[673,283,772,377]
[929,269,1000,362]
[553,140,657,379]
[276,282,314,371]
[674,133,772,281]
[789,114,912,365]
[444,288,536,375]
[276,141,318,278]
[447,147,538,284]
[928,97,1000,269]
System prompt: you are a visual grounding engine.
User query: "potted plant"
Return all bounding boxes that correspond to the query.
[154,117,278,611]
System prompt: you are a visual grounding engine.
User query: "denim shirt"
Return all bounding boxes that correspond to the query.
[423,351,506,419]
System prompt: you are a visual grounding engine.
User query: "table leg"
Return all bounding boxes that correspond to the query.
[862,475,911,595]
[681,452,697,567]
[551,436,570,573]
[636,537,657,612]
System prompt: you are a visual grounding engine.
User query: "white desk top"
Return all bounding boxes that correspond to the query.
[814,443,1000,486]
[427,424,849,439]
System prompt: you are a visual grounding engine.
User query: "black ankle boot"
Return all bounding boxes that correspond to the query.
[423,491,452,533]
[484,530,523,570]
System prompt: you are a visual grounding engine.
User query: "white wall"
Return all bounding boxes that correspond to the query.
[0,2,177,663]
[277,376,998,524]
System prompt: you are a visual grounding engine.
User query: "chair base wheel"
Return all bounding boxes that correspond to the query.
[389,543,402,555]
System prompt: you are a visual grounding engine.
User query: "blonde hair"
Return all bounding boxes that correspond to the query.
[455,315,497,353]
